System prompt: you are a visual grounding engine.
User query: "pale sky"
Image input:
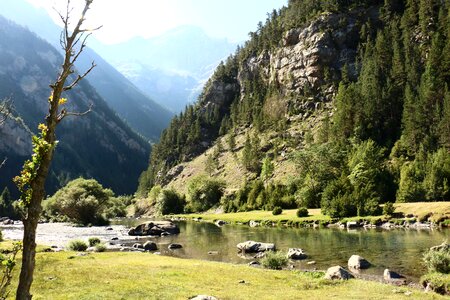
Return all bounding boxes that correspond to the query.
[26,0,288,44]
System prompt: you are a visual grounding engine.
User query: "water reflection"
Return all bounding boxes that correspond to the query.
[121,219,448,280]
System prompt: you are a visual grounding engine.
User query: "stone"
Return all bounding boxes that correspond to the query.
[128,221,180,236]
[215,220,227,226]
[248,261,261,267]
[111,237,119,241]
[237,241,276,253]
[307,261,316,265]
[346,221,359,228]
[348,255,371,269]
[143,241,157,251]
[132,243,144,249]
[324,266,354,280]
[249,220,260,227]
[287,248,307,260]
[168,243,182,250]
[106,227,113,231]
[208,251,219,255]
[383,269,405,281]
[190,296,217,300]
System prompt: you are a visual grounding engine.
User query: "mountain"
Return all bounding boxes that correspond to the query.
[93,25,237,112]
[0,16,150,196]
[137,0,450,215]
[0,0,173,141]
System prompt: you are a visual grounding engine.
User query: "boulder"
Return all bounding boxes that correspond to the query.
[384,269,405,281]
[168,243,182,250]
[287,248,307,260]
[128,221,180,236]
[143,241,157,251]
[348,255,371,269]
[215,220,227,226]
[346,221,359,228]
[249,220,259,227]
[237,241,275,253]
[132,243,144,249]
[324,266,354,280]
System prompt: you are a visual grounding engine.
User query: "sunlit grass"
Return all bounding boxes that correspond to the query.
[4,252,445,299]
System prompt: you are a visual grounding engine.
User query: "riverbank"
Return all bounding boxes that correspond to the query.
[5,248,447,299]
[171,202,450,228]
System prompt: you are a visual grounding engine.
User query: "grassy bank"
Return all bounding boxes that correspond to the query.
[4,251,446,300]
[174,202,450,225]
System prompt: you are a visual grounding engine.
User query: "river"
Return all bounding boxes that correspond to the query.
[1,219,448,281]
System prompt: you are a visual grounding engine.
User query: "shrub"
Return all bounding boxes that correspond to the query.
[155,189,185,215]
[383,202,395,216]
[186,176,225,212]
[272,206,282,215]
[420,272,450,295]
[88,237,101,247]
[261,251,288,270]
[296,207,309,217]
[44,178,113,225]
[67,240,88,251]
[94,243,107,253]
[423,247,450,274]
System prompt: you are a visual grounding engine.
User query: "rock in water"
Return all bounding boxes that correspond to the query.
[128,221,180,236]
[383,269,406,284]
[287,248,307,260]
[143,241,157,251]
[348,255,371,269]
[237,241,275,253]
[168,243,183,250]
[324,266,354,280]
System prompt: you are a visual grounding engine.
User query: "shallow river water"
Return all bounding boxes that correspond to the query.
[1,219,448,281]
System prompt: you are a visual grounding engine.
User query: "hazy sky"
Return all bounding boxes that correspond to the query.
[27,0,288,44]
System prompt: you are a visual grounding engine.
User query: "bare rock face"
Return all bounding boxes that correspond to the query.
[128,221,180,236]
[237,241,276,253]
[324,266,354,280]
[348,255,371,270]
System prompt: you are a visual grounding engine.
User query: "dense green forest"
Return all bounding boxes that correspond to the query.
[137,0,450,217]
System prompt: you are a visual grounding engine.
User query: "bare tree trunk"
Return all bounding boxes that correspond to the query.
[15,1,98,298]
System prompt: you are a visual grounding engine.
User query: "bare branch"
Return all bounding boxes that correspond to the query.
[57,103,93,123]
[63,61,96,91]
[0,157,6,170]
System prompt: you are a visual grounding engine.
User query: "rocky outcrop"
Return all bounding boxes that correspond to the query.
[348,255,371,269]
[287,248,307,260]
[237,241,275,253]
[324,266,354,280]
[128,221,180,236]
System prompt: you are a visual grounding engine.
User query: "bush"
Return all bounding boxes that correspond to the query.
[383,202,395,216]
[186,176,225,212]
[261,251,288,270]
[155,189,185,215]
[272,206,282,215]
[296,207,309,218]
[88,237,101,247]
[420,272,450,295]
[67,239,88,251]
[44,178,113,225]
[104,195,133,219]
[94,243,107,252]
[423,247,450,274]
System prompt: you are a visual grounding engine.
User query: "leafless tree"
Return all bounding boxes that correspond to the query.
[16,1,100,299]
[0,98,13,170]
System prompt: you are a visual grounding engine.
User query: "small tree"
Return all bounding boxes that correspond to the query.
[13,1,100,298]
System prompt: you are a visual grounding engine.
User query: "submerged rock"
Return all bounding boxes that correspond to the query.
[128,221,180,236]
[143,241,157,251]
[237,241,275,253]
[168,243,183,250]
[348,255,371,269]
[287,248,307,260]
[324,266,354,280]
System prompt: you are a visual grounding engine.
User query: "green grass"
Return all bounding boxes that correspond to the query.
[4,252,446,300]
[176,208,331,224]
[173,202,450,225]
